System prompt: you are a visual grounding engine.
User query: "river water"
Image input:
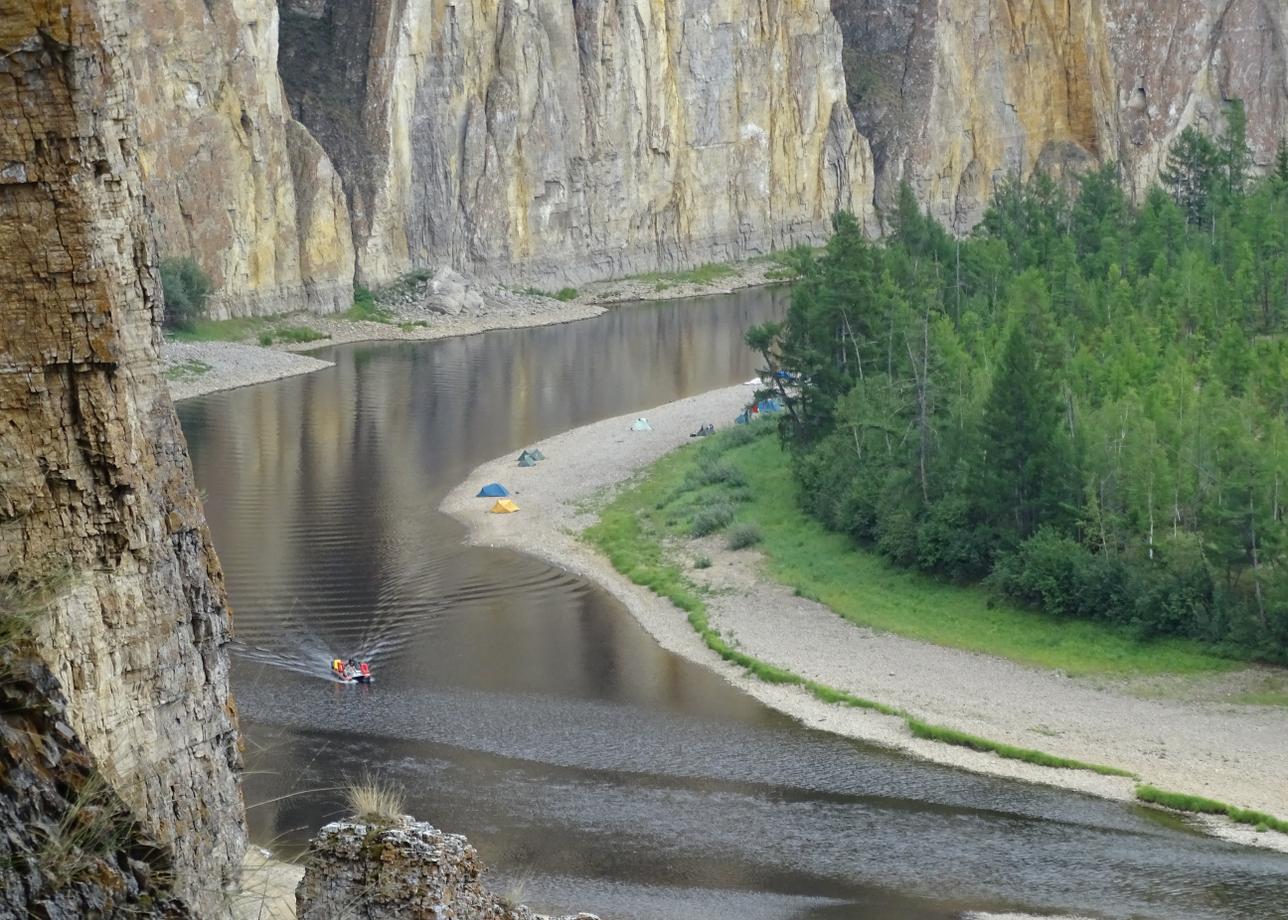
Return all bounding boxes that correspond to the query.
[178,290,1288,920]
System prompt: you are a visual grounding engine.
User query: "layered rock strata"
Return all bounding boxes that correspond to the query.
[296,818,599,920]
[279,0,875,288]
[832,0,1288,230]
[0,651,192,920]
[0,2,246,914]
[128,0,356,318]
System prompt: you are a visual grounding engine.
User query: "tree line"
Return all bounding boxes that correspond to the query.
[751,111,1288,661]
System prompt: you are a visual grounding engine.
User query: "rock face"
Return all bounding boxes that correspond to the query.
[0,2,246,915]
[832,0,1288,230]
[278,0,874,288]
[296,818,599,920]
[0,651,192,919]
[127,0,355,318]
[80,0,1286,314]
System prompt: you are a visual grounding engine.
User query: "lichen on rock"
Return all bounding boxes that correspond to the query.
[297,818,600,920]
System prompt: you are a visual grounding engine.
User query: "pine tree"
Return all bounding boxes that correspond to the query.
[1160,126,1220,225]
[977,321,1071,540]
[1276,138,1288,183]
[1217,99,1251,199]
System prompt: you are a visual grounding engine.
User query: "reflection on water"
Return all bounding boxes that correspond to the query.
[179,291,1288,920]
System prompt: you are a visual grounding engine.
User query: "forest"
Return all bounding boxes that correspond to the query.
[752,108,1288,662]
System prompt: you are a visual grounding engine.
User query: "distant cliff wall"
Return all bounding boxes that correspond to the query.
[278,0,874,288]
[128,0,355,318]
[0,1,246,914]
[832,0,1288,230]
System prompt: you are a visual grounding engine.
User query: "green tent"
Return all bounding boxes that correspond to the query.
[518,456,537,468]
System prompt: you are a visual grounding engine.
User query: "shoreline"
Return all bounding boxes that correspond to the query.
[164,260,783,402]
[440,383,1288,855]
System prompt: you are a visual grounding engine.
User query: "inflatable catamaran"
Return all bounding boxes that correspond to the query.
[331,658,373,683]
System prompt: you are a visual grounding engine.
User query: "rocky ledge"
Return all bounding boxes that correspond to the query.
[296,818,598,920]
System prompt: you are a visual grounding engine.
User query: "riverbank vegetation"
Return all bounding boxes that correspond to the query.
[158,256,211,331]
[750,111,1288,664]
[586,428,1133,776]
[1135,785,1288,834]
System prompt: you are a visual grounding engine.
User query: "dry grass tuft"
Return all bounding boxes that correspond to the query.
[345,777,405,826]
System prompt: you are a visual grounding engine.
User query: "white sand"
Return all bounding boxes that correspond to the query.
[442,384,1288,854]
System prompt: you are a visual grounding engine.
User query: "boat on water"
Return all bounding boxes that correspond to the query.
[331,658,373,683]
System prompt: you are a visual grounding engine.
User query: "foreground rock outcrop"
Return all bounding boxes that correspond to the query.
[278,0,874,288]
[0,651,192,919]
[0,1,246,914]
[297,818,599,920]
[833,0,1288,229]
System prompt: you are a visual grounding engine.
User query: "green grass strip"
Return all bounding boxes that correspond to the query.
[1136,785,1288,834]
[906,719,1135,777]
[583,437,1134,779]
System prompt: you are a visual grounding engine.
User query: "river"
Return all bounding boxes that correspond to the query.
[178,289,1288,919]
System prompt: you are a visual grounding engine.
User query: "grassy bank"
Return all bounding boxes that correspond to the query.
[583,426,1131,778]
[167,315,330,346]
[599,426,1232,677]
[1136,786,1288,834]
[711,432,1232,677]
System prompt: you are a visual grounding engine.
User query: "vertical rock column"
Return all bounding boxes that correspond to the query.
[0,2,246,915]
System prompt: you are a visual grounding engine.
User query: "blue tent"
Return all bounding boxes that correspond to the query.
[476,483,510,498]
[757,398,783,413]
[735,410,751,425]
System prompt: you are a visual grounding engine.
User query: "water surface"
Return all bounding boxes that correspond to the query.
[180,290,1288,919]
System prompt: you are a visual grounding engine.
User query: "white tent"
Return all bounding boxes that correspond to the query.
[631,418,653,432]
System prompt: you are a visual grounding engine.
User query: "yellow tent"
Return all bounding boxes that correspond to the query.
[489,499,520,514]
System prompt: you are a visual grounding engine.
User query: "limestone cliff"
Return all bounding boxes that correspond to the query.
[0,1,246,914]
[128,0,356,317]
[278,0,874,288]
[832,0,1288,230]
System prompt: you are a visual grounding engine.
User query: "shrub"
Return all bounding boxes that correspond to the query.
[554,287,579,301]
[345,777,404,826]
[690,502,735,537]
[271,325,328,344]
[727,523,763,550]
[158,257,211,330]
[722,424,759,447]
[693,555,712,569]
[683,457,746,490]
[257,332,273,346]
[916,496,993,579]
[345,285,393,323]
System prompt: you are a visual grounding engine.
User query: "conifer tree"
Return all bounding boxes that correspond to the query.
[1160,126,1220,225]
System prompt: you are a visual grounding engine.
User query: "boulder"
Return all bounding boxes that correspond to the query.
[296,817,599,920]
